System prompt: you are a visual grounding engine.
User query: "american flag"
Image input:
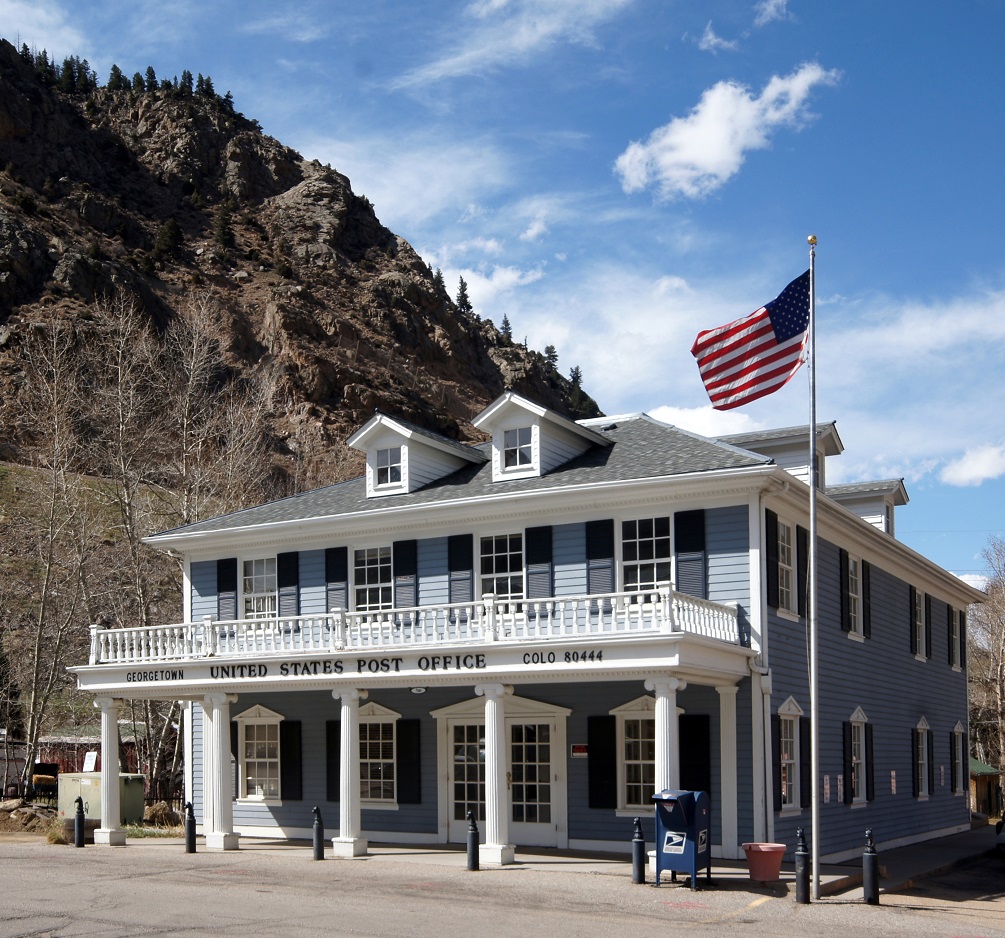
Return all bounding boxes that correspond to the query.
[691,270,811,411]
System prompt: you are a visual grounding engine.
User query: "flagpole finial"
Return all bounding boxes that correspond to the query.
[807,234,817,246]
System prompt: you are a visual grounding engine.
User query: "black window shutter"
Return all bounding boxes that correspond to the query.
[678,714,711,798]
[865,722,875,802]
[909,586,918,655]
[839,548,851,632]
[396,719,422,805]
[325,547,349,612]
[771,713,782,811]
[765,510,779,609]
[280,720,302,801]
[218,557,238,620]
[326,720,341,803]
[393,540,418,608]
[862,561,872,639]
[842,722,853,804]
[925,594,933,659]
[277,551,300,618]
[587,715,618,809]
[674,510,706,599]
[950,730,959,794]
[525,525,553,599]
[585,519,615,595]
[800,717,812,808]
[230,720,239,799]
[448,534,474,603]
[927,728,935,795]
[796,526,808,617]
[911,729,919,798]
[960,611,967,668]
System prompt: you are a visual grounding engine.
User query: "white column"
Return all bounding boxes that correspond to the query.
[205,693,240,850]
[761,673,775,842]
[716,685,740,859]
[201,699,215,836]
[645,677,685,792]
[476,683,514,865]
[93,697,126,846]
[331,688,368,857]
[750,671,769,842]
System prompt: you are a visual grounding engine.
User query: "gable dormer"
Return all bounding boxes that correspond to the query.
[472,391,609,483]
[347,413,486,498]
[826,479,909,536]
[718,423,843,489]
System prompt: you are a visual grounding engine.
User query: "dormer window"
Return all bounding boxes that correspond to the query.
[503,427,533,469]
[376,447,402,486]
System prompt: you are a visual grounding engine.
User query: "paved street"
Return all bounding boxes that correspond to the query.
[2,836,1004,937]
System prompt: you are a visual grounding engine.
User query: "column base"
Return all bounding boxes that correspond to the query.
[205,831,241,851]
[479,842,516,865]
[94,828,127,846]
[330,836,368,858]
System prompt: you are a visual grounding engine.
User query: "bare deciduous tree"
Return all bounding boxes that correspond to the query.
[969,536,1005,774]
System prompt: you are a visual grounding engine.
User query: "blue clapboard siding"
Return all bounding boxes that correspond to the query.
[299,550,326,615]
[190,561,217,620]
[553,523,587,596]
[705,506,750,644]
[769,536,969,858]
[418,537,450,606]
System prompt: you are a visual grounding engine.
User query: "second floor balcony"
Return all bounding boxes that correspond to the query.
[88,585,742,667]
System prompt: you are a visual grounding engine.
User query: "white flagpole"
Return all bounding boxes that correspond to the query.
[807,234,820,898]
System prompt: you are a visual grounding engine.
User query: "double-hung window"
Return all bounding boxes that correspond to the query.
[481,533,524,600]
[914,717,931,798]
[358,703,399,804]
[234,705,284,801]
[609,696,657,812]
[376,446,402,486]
[243,557,277,619]
[354,546,392,611]
[777,521,796,613]
[622,517,671,593]
[847,555,861,635]
[912,588,926,657]
[776,696,805,811]
[503,427,533,469]
[949,607,963,669]
[850,720,865,802]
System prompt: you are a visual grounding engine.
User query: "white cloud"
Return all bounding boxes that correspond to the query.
[940,444,1005,487]
[754,0,791,27]
[648,404,761,437]
[697,21,738,53]
[240,12,331,43]
[520,216,549,242]
[0,0,90,59]
[614,62,840,200]
[391,0,633,88]
[958,574,988,592]
[453,264,546,312]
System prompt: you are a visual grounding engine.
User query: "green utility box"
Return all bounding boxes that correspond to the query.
[57,773,147,825]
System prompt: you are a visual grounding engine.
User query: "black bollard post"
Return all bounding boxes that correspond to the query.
[862,828,879,905]
[313,806,325,861]
[184,801,196,854]
[466,810,479,871]
[74,796,85,848]
[794,827,810,904]
[632,816,646,884]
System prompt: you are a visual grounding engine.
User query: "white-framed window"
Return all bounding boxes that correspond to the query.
[622,517,671,592]
[913,588,926,657]
[359,702,400,805]
[949,608,962,669]
[354,546,392,611]
[610,696,657,812]
[778,697,804,811]
[848,555,862,635]
[915,716,931,798]
[480,533,524,600]
[242,557,277,619]
[234,705,284,801]
[848,706,868,804]
[777,520,796,613]
[503,426,533,469]
[953,722,966,795]
[375,446,402,487]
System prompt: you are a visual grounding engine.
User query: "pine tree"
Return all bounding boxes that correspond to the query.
[107,64,126,91]
[180,70,193,96]
[215,201,235,250]
[544,345,558,368]
[154,218,184,259]
[132,72,145,92]
[432,268,445,291]
[500,315,513,341]
[456,277,473,317]
[58,56,77,94]
[145,66,158,92]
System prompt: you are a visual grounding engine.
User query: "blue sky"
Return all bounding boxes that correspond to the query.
[5,0,1004,585]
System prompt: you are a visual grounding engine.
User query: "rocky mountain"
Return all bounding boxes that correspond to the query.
[0,38,600,475]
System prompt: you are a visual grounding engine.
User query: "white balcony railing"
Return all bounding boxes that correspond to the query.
[88,586,741,666]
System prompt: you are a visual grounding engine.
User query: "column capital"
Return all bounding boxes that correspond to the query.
[332,688,367,703]
[715,684,740,697]
[93,697,121,711]
[475,683,513,699]
[645,676,685,695]
[204,693,238,707]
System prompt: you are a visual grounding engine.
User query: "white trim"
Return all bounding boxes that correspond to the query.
[820,822,970,864]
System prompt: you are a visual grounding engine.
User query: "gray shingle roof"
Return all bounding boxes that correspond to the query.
[147,415,770,541]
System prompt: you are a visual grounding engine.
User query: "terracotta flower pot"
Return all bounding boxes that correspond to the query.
[741,842,787,882]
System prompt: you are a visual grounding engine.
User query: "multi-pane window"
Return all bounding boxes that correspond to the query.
[376,447,402,486]
[511,723,551,824]
[243,721,280,799]
[777,521,795,612]
[354,546,392,611]
[953,727,966,794]
[242,557,277,619]
[780,716,798,808]
[359,721,396,802]
[503,427,533,469]
[915,726,930,797]
[623,716,656,809]
[622,517,671,592]
[850,720,865,802]
[913,589,926,656]
[848,556,861,634]
[950,608,961,668]
[481,534,524,600]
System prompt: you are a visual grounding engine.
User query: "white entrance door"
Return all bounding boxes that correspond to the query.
[435,695,570,849]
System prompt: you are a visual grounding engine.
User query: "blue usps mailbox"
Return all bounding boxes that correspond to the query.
[651,789,711,889]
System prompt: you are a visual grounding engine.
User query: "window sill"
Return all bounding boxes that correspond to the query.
[850,799,868,809]
[846,631,865,644]
[237,798,283,806]
[616,808,654,817]
[915,653,928,663]
[360,801,400,812]
[776,608,801,623]
[952,664,962,673]
[779,806,803,817]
